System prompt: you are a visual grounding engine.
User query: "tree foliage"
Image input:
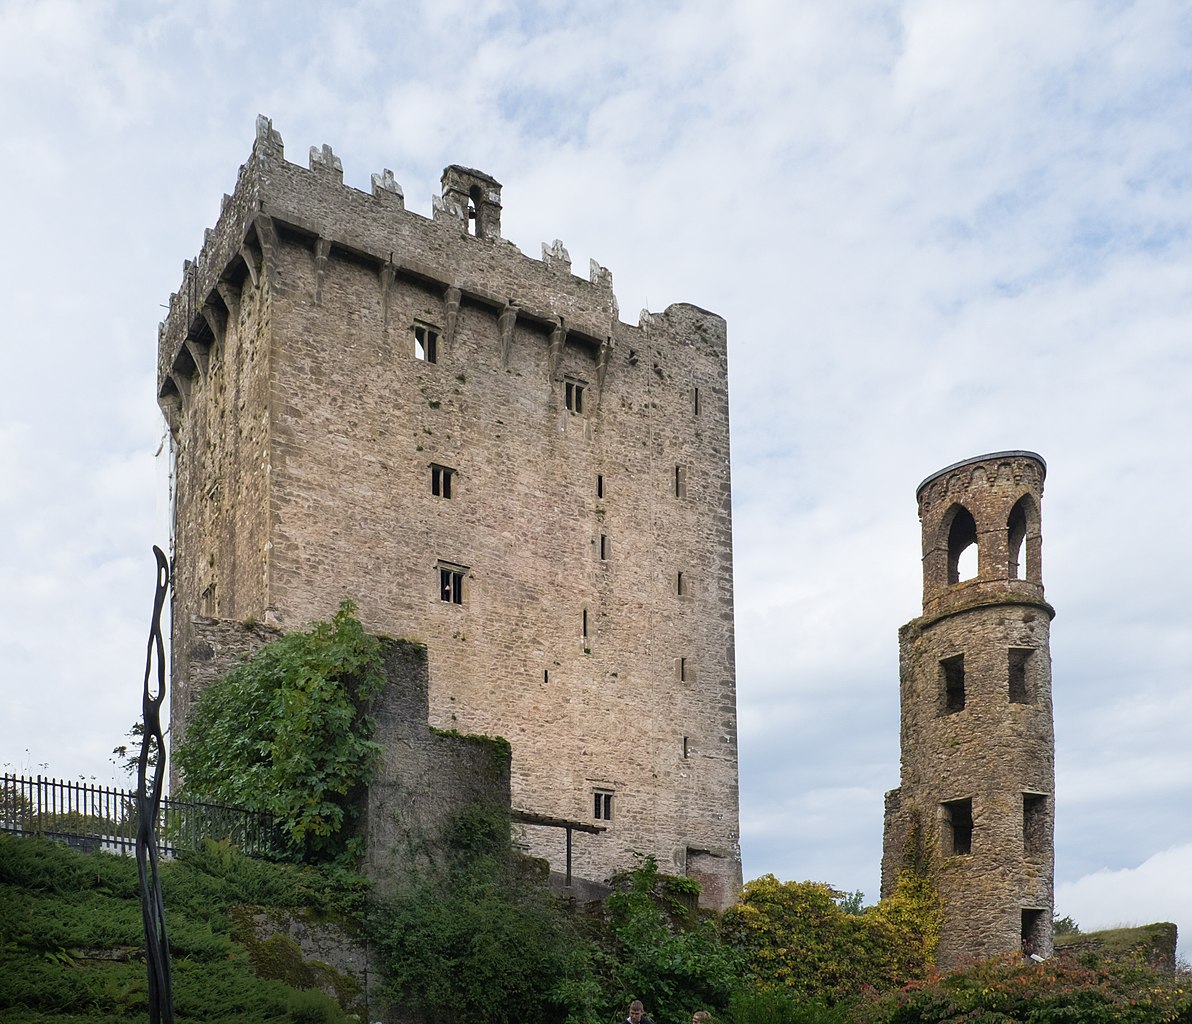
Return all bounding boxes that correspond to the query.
[174,601,385,863]
[372,807,603,1024]
[604,855,743,1023]
[854,951,1192,1024]
[722,873,941,1003]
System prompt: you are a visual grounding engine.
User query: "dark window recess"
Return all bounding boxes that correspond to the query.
[693,386,700,415]
[565,381,585,413]
[599,534,608,560]
[675,465,687,498]
[597,474,604,498]
[1022,909,1046,957]
[683,736,689,758]
[431,464,455,498]
[543,669,549,684]
[582,607,589,638]
[1023,794,1047,855]
[414,324,438,363]
[439,567,464,604]
[594,790,613,821]
[676,571,685,596]
[1009,648,1033,704]
[944,798,973,855]
[941,655,966,713]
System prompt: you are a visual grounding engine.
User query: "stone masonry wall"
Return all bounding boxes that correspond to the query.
[158,118,741,906]
[883,453,1055,969]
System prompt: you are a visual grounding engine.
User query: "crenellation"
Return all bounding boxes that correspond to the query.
[542,238,571,274]
[308,143,343,182]
[371,168,404,204]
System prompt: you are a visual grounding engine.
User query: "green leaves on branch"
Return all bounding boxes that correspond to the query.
[721,872,942,1003]
[175,601,385,863]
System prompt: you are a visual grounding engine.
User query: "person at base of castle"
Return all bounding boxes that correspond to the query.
[625,999,655,1024]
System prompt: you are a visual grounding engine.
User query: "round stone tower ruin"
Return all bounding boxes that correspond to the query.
[881,451,1055,969]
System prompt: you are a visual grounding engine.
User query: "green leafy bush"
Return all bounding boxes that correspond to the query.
[852,952,1192,1023]
[175,601,385,863]
[373,807,602,1024]
[721,872,940,1003]
[604,855,742,1023]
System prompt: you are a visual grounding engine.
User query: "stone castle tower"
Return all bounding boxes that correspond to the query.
[882,451,1055,967]
[155,117,741,905]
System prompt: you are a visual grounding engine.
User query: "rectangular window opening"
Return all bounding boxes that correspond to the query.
[596,474,604,499]
[431,464,455,499]
[543,669,549,684]
[414,324,439,363]
[1022,909,1046,958]
[693,386,700,415]
[943,798,973,856]
[582,607,588,638]
[1009,648,1033,704]
[593,790,613,821]
[599,534,608,560]
[674,464,687,498]
[683,736,689,758]
[438,564,465,604]
[565,380,586,414]
[1023,793,1047,855]
[941,654,966,713]
[676,571,685,596]
[678,657,689,682]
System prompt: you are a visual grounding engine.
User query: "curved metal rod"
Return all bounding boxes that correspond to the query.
[137,545,174,1024]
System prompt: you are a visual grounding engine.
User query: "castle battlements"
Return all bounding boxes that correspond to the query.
[157,116,722,435]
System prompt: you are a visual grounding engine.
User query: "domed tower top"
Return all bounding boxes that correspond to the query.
[915,451,1048,619]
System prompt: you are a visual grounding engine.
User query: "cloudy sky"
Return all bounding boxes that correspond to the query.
[2,0,1190,954]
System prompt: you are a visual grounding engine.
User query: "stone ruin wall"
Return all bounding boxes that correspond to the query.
[179,617,511,887]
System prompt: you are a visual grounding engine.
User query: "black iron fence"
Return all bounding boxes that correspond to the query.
[0,773,281,859]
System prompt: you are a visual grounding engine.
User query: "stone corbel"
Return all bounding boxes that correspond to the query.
[216,280,242,328]
[170,369,192,403]
[444,285,462,357]
[239,240,261,288]
[596,336,614,396]
[200,301,227,351]
[378,262,396,333]
[252,214,279,289]
[314,237,332,306]
[498,302,518,368]
[548,319,566,380]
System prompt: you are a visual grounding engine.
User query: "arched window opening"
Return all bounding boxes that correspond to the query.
[1007,497,1030,580]
[468,185,483,236]
[947,506,978,584]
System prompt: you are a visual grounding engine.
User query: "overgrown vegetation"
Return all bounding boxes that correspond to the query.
[13,604,1186,1023]
[174,600,385,864]
[0,833,361,1023]
[4,828,1190,1024]
[721,872,941,1002]
[853,952,1192,1023]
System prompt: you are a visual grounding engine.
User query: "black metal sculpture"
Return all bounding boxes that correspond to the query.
[138,546,174,1024]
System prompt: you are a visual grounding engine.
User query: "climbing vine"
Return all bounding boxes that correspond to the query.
[175,600,385,863]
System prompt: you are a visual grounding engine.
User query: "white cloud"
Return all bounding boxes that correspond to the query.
[1,0,1191,945]
[1057,844,1192,960]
